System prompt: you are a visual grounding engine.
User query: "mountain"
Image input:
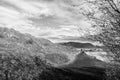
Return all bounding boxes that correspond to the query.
[59,42,97,48]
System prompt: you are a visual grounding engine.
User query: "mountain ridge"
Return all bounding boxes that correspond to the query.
[59,42,102,48]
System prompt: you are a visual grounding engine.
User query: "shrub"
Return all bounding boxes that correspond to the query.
[0,53,49,80]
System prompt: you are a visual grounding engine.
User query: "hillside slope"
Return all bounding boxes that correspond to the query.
[0,27,51,80]
[0,27,77,65]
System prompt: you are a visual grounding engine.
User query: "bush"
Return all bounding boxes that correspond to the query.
[0,53,49,80]
[105,64,120,80]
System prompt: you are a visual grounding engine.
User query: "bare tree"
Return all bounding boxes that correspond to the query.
[79,0,120,80]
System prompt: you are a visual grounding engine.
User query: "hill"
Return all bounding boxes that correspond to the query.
[0,27,76,79]
[0,27,51,80]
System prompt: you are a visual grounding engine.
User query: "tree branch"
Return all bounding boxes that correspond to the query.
[107,0,120,14]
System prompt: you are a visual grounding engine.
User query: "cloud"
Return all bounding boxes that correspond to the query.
[0,0,100,43]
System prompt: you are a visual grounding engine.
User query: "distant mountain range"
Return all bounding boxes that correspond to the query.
[59,42,102,48]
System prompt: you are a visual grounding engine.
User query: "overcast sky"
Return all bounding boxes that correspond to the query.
[0,0,100,43]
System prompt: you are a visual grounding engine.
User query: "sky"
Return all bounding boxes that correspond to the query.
[0,0,100,43]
